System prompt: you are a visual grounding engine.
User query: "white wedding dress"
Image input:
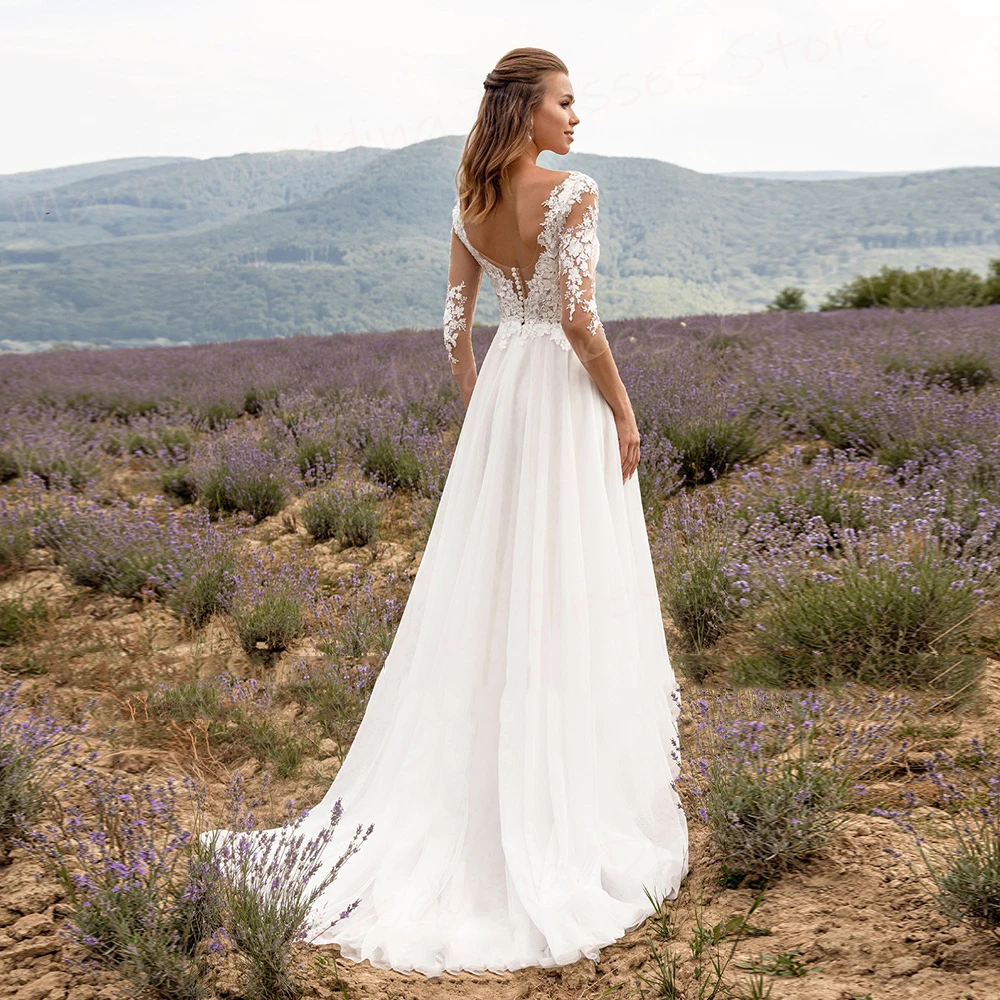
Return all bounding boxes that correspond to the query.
[200,169,688,977]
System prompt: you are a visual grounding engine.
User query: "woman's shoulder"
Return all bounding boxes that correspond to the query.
[541,168,598,191]
[555,170,599,205]
[551,170,599,215]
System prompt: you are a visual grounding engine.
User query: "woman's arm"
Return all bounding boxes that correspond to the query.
[443,228,484,409]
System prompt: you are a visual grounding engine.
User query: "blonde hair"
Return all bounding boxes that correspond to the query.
[455,47,568,226]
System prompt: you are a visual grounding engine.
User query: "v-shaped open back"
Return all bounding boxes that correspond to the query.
[446,167,601,355]
[453,171,576,302]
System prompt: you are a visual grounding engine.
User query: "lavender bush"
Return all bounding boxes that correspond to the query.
[0,679,94,861]
[284,657,378,764]
[682,686,914,883]
[875,733,1000,939]
[202,771,373,1000]
[656,496,753,653]
[19,768,225,1000]
[319,568,407,661]
[0,492,34,575]
[737,534,988,699]
[300,481,386,546]
[192,433,293,521]
[225,551,319,655]
[0,409,102,490]
[35,493,244,625]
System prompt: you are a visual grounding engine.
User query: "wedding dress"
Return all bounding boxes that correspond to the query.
[200,169,688,977]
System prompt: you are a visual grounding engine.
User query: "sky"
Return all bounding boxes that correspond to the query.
[1,0,998,178]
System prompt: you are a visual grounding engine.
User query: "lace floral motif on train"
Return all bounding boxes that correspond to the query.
[442,280,467,366]
[450,171,601,354]
[558,195,601,339]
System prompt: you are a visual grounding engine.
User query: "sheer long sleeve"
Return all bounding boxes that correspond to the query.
[557,178,634,428]
[443,227,483,407]
[557,183,610,364]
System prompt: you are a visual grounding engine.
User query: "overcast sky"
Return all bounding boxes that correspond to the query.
[1,0,997,178]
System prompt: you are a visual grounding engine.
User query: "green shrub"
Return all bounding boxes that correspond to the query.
[705,333,748,351]
[225,556,315,656]
[662,415,771,486]
[243,386,279,417]
[0,597,48,646]
[161,467,199,506]
[0,450,18,483]
[301,486,383,547]
[660,531,748,651]
[360,435,421,492]
[194,401,241,431]
[295,438,339,480]
[766,287,806,311]
[735,543,986,698]
[984,258,1000,304]
[0,514,33,576]
[194,442,289,522]
[821,264,990,310]
[924,352,997,392]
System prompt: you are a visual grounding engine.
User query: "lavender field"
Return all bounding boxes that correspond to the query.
[2,306,1000,999]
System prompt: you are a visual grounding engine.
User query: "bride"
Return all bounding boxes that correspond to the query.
[201,46,688,978]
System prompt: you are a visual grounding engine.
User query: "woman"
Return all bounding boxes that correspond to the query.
[202,47,688,979]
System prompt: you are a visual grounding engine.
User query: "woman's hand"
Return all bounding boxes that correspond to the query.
[454,368,477,410]
[615,409,640,483]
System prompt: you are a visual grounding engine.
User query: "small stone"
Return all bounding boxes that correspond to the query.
[7,879,62,915]
[4,933,62,961]
[66,988,102,1000]
[11,912,56,940]
[886,954,932,978]
[13,971,69,1000]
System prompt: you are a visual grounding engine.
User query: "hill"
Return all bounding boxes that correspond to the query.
[0,137,997,348]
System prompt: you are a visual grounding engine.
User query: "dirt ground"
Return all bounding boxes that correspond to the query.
[1,480,999,999]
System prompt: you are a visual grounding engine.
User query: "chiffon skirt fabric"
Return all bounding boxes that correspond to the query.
[199,319,689,977]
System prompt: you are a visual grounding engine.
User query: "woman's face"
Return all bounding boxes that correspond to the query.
[531,72,579,155]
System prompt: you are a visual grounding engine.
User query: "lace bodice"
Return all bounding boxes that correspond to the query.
[443,170,603,370]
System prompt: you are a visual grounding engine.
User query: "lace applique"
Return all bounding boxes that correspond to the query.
[442,280,467,366]
[449,171,601,353]
[558,192,601,338]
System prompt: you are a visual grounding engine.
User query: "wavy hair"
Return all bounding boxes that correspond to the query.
[455,47,568,226]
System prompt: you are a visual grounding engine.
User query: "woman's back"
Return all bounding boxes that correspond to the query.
[459,168,573,277]
[449,169,604,352]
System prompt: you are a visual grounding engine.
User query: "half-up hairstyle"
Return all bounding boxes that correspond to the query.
[455,47,568,226]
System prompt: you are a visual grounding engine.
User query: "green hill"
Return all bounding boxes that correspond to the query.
[1,136,997,348]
